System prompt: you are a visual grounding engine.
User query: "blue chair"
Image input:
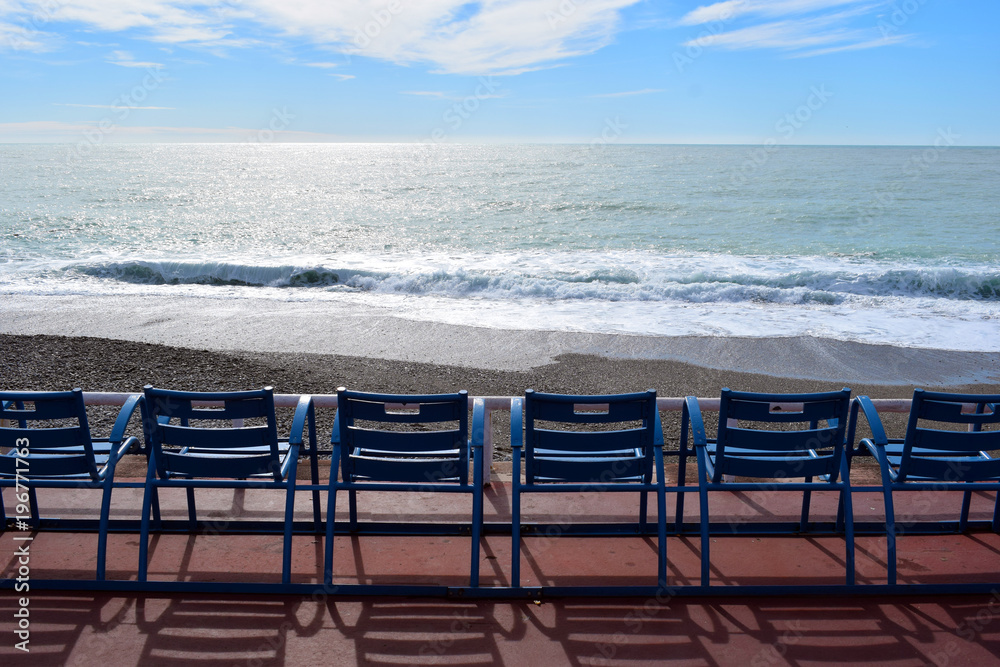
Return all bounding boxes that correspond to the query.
[848,390,1000,584]
[683,388,855,587]
[511,389,667,589]
[324,388,483,587]
[138,386,316,585]
[0,389,141,580]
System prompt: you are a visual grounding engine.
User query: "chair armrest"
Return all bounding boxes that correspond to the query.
[510,397,524,450]
[849,395,889,452]
[288,395,314,447]
[108,394,144,452]
[682,396,708,448]
[653,408,664,449]
[684,396,714,481]
[471,398,486,451]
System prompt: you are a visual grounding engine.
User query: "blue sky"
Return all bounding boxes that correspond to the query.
[0,1,996,145]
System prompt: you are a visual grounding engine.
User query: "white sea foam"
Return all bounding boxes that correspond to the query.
[2,251,997,351]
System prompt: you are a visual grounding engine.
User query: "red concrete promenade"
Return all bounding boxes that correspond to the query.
[3,468,1000,665]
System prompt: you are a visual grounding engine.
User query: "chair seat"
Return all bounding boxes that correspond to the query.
[860,438,993,480]
[0,449,114,480]
[160,446,296,479]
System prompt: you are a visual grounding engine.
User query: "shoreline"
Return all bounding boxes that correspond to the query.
[2,293,998,385]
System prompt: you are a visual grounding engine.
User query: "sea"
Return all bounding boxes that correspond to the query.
[2,143,998,351]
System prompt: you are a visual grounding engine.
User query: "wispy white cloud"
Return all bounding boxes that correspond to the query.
[677,0,913,57]
[402,89,507,101]
[0,1,643,74]
[0,120,346,142]
[678,0,870,26]
[0,19,51,51]
[591,88,664,98]
[106,49,163,68]
[305,62,340,69]
[791,32,912,57]
[55,103,174,109]
[328,73,354,80]
[402,91,449,99]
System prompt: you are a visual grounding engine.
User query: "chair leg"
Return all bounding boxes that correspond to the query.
[151,486,161,525]
[960,486,973,532]
[281,479,296,585]
[993,491,1000,533]
[96,482,115,581]
[512,452,522,588]
[882,482,897,586]
[657,485,668,589]
[28,487,40,529]
[323,484,339,585]
[843,496,856,586]
[639,486,649,533]
[185,487,197,530]
[138,457,160,583]
[349,489,358,531]
[799,479,813,532]
[698,483,710,587]
[138,483,155,583]
[471,452,483,588]
[835,488,845,532]
[839,461,855,586]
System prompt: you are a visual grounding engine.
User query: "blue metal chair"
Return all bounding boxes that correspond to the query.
[511,389,667,589]
[138,386,315,585]
[324,388,483,587]
[0,389,141,580]
[848,390,1000,584]
[683,388,855,587]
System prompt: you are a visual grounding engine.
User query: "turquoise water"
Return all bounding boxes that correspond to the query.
[2,143,998,349]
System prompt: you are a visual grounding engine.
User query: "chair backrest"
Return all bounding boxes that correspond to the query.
[142,385,281,480]
[714,387,851,483]
[336,388,470,485]
[0,389,99,479]
[523,389,658,484]
[898,389,1000,482]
